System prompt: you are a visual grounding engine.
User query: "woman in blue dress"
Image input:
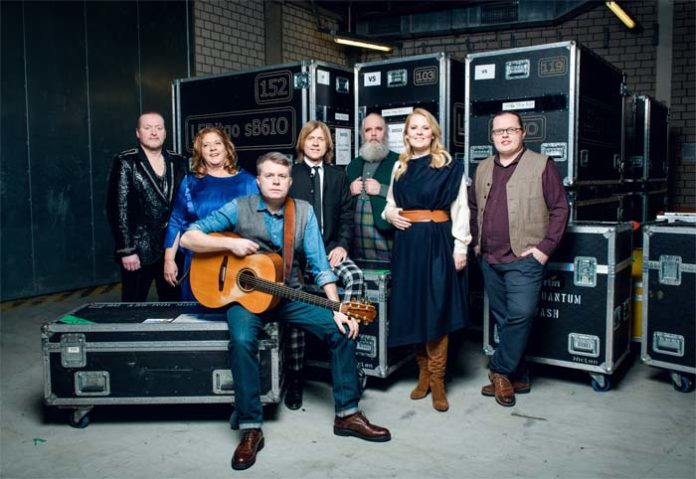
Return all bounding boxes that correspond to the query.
[383,108,471,412]
[163,127,258,300]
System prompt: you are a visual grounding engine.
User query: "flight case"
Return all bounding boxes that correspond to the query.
[624,95,669,182]
[641,221,696,392]
[465,41,625,185]
[305,261,414,378]
[354,52,465,160]
[42,302,283,427]
[483,222,633,391]
[173,60,354,170]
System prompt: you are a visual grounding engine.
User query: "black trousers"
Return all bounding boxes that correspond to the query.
[120,256,181,302]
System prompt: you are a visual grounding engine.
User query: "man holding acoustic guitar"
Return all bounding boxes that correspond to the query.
[180,152,391,471]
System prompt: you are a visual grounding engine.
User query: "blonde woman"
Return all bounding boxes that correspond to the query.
[383,108,471,412]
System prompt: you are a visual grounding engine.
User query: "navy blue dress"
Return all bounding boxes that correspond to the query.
[165,171,259,300]
[388,156,469,347]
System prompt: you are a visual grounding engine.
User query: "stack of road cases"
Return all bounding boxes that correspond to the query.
[641,221,696,392]
[173,60,354,171]
[483,222,633,391]
[304,261,414,379]
[465,41,625,186]
[354,52,465,160]
[42,303,282,427]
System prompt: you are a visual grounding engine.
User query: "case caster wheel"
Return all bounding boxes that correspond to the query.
[69,408,92,428]
[590,374,611,392]
[670,372,695,393]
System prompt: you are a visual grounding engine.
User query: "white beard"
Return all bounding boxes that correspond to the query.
[359,141,390,162]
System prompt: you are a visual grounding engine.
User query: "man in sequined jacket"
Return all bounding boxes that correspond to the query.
[106,112,188,301]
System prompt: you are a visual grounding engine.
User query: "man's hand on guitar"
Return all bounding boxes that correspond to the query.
[228,238,260,257]
[333,311,359,339]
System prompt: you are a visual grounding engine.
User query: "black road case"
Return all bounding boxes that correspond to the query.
[173,60,354,171]
[567,188,625,223]
[465,41,625,185]
[354,53,464,161]
[641,222,696,392]
[624,95,669,182]
[483,222,633,391]
[305,263,414,379]
[42,303,282,427]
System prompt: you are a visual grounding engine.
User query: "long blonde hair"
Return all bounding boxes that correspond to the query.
[395,108,451,180]
[296,121,334,164]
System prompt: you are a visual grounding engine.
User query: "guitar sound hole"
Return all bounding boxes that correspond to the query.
[237,269,256,292]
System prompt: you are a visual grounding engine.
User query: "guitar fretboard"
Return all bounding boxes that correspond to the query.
[239,272,340,312]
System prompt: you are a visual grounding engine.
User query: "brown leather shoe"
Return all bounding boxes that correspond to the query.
[334,412,391,442]
[488,372,516,407]
[481,379,531,397]
[231,428,264,470]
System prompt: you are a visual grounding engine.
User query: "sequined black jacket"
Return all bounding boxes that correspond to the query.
[106,146,188,265]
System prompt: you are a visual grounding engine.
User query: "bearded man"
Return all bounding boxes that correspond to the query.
[346,113,399,261]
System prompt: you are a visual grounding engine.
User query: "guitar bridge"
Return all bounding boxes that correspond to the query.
[218,256,228,291]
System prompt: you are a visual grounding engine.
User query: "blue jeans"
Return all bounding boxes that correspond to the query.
[481,256,546,377]
[227,300,360,429]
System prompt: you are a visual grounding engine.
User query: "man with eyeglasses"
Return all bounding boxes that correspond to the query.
[469,111,569,408]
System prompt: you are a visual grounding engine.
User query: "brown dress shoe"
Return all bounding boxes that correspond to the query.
[481,379,531,397]
[334,412,391,442]
[488,372,516,407]
[231,428,264,470]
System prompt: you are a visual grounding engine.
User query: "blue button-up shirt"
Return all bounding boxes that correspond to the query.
[188,196,337,287]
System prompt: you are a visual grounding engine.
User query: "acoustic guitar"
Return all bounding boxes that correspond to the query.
[189,233,376,325]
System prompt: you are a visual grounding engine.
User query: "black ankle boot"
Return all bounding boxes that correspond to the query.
[284,373,303,410]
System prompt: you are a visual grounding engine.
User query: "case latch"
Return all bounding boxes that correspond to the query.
[335,76,350,94]
[574,256,597,287]
[658,255,681,285]
[60,333,86,368]
[293,72,309,89]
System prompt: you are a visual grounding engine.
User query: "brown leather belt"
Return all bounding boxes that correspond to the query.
[400,209,450,223]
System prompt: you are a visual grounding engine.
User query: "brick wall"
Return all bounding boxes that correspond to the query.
[670,0,695,209]
[360,0,693,208]
[281,3,346,65]
[194,0,265,75]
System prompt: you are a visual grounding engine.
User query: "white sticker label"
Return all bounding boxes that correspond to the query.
[316,69,330,86]
[387,123,406,153]
[335,112,350,122]
[474,64,496,80]
[502,100,536,111]
[363,71,381,87]
[334,128,351,166]
[382,106,413,118]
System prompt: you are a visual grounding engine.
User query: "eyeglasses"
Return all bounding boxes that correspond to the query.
[491,127,523,137]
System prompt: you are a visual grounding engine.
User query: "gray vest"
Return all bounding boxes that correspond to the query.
[235,195,310,288]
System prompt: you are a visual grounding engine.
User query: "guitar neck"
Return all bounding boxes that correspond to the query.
[244,275,341,312]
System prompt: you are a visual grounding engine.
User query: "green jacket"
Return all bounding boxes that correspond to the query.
[345,150,399,232]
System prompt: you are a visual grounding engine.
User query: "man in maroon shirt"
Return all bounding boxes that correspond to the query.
[469,111,569,407]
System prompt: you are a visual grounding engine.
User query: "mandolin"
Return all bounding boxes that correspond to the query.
[189,233,376,325]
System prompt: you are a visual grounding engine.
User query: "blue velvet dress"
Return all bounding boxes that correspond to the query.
[164,170,259,300]
[388,156,469,347]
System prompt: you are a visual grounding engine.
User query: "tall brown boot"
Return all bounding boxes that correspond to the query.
[426,335,449,412]
[410,346,430,400]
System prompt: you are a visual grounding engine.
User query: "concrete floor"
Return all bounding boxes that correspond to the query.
[1,285,694,479]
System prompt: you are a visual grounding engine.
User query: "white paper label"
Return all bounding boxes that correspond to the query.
[382,106,413,118]
[316,69,330,86]
[474,64,496,80]
[335,112,350,122]
[363,71,381,87]
[387,123,406,153]
[502,100,536,111]
[334,128,351,166]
